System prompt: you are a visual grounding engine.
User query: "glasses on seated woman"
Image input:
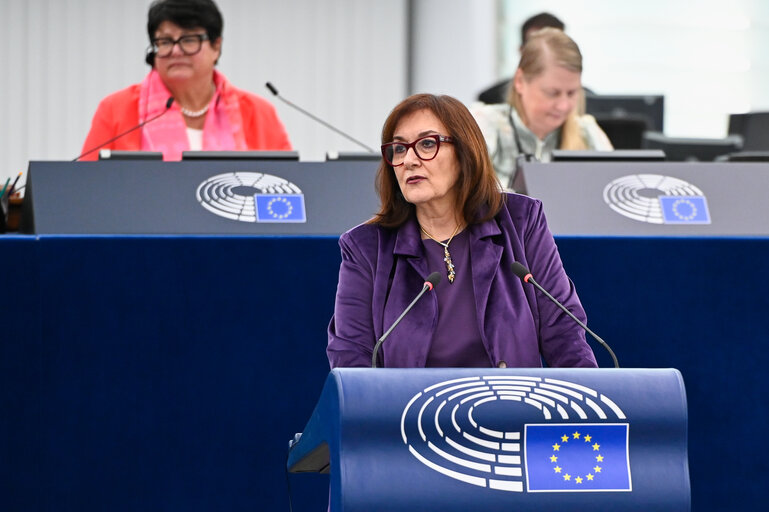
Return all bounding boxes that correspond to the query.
[150,33,210,57]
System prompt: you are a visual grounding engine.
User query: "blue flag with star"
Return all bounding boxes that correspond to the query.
[524,423,631,492]
[659,195,711,224]
[255,194,306,223]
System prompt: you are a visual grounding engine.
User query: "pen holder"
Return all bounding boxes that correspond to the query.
[1,194,23,233]
[7,195,23,232]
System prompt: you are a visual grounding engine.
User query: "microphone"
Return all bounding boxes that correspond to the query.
[371,272,442,368]
[511,262,619,368]
[74,97,175,161]
[265,82,376,154]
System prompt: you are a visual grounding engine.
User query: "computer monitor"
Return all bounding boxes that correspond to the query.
[181,151,299,160]
[326,151,380,161]
[551,150,666,162]
[728,113,749,137]
[728,112,769,151]
[642,132,743,162]
[506,150,664,196]
[724,151,769,162]
[98,150,163,160]
[586,94,665,132]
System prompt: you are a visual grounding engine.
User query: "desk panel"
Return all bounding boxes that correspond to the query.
[523,161,769,236]
[25,160,379,235]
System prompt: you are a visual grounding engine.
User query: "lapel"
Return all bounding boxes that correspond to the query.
[393,216,430,278]
[468,216,504,332]
[386,216,436,366]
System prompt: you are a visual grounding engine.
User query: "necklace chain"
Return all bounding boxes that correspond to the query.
[420,223,461,284]
[180,104,210,118]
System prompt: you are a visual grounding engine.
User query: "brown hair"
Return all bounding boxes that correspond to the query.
[520,12,565,46]
[370,94,503,228]
[509,27,587,150]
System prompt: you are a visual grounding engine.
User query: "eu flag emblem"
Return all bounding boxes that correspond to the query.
[659,195,711,224]
[255,194,307,223]
[524,424,631,492]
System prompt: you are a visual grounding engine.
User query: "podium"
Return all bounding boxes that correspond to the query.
[288,368,690,512]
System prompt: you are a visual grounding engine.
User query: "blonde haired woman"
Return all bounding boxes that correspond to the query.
[472,28,612,188]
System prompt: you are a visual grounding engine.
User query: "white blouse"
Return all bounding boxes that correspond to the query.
[186,127,203,151]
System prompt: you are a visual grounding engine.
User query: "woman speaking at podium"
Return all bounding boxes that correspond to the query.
[79,0,291,161]
[327,94,597,369]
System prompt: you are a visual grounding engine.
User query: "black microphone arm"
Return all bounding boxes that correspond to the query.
[371,272,442,368]
[265,82,377,154]
[74,97,175,161]
[511,262,619,368]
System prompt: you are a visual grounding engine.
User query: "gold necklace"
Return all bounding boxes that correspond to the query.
[420,223,461,283]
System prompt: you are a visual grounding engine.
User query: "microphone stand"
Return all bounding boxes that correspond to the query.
[265,82,376,154]
[512,262,619,368]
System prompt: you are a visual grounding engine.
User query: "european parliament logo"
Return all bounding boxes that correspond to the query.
[195,172,307,223]
[603,174,711,225]
[400,376,632,494]
[255,194,306,223]
[525,423,631,492]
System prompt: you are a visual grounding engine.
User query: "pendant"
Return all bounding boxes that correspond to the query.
[443,245,456,283]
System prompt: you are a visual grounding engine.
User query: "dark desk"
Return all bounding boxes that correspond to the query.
[23,159,379,235]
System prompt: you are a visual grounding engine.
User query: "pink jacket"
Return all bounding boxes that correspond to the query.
[80,73,291,160]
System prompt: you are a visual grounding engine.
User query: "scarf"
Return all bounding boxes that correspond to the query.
[138,69,247,160]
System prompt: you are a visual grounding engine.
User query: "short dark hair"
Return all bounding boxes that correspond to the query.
[521,12,564,45]
[145,0,224,66]
[371,94,502,228]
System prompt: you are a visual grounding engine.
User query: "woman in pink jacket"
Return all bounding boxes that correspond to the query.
[80,0,291,161]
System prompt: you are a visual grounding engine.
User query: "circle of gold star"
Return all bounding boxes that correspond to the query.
[549,430,604,485]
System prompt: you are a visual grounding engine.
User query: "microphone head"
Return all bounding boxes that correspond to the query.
[511,262,532,282]
[425,271,442,290]
[165,97,175,109]
[265,82,279,96]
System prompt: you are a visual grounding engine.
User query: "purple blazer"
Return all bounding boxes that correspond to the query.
[327,193,598,369]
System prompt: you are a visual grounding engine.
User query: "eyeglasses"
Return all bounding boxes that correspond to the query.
[150,33,209,58]
[381,134,454,167]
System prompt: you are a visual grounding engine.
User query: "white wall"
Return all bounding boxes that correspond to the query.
[410,0,498,103]
[0,0,410,187]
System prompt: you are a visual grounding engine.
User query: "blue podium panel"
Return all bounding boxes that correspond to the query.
[2,234,767,512]
[0,236,43,511]
[289,368,689,512]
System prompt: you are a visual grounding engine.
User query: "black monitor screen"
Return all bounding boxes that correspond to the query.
[326,151,380,161]
[642,133,743,162]
[181,151,299,160]
[551,150,666,162]
[725,151,769,162]
[586,94,664,132]
[98,150,163,160]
